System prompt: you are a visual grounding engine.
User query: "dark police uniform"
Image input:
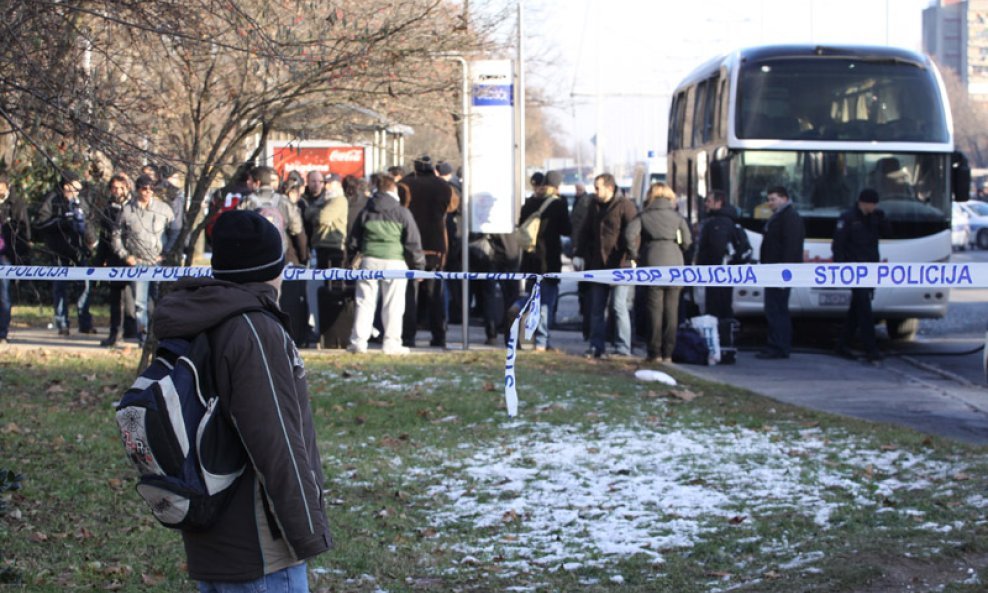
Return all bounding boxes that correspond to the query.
[832,203,891,360]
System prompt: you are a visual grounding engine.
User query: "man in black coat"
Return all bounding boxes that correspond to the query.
[757,186,805,359]
[519,170,571,351]
[402,155,458,348]
[696,189,738,320]
[832,188,890,363]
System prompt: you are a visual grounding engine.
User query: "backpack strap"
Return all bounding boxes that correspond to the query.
[192,307,281,406]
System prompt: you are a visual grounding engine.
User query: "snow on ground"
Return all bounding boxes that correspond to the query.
[400,423,964,573]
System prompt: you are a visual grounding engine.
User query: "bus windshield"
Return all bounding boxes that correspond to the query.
[733,151,949,238]
[737,57,949,143]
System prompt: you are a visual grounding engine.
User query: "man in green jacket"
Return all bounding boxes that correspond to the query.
[348,174,425,355]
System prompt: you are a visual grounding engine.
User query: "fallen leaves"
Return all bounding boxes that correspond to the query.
[1,422,23,434]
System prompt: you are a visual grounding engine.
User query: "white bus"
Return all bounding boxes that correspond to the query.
[667,45,970,340]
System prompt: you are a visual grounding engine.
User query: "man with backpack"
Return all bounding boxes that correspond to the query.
[149,209,332,591]
[695,189,750,320]
[240,166,308,267]
[518,170,571,351]
[239,166,310,345]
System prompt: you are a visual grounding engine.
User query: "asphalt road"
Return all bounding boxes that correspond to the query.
[674,248,988,445]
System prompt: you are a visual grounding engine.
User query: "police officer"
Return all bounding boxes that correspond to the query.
[832,188,891,363]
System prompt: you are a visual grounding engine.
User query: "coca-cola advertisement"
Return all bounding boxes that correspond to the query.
[268,141,368,180]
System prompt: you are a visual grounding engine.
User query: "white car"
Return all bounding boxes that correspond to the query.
[960,201,988,249]
[952,202,972,250]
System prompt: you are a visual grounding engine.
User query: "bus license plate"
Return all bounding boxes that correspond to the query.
[818,292,850,307]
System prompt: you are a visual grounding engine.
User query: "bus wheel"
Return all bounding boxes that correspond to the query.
[886,318,919,341]
[978,229,988,250]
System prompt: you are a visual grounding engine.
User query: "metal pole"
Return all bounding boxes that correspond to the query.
[451,57,471,350]
[518,0,526,195]
[593,0,603,174]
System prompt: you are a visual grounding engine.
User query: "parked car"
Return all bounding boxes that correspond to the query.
[961,200,988,249]
[952,202,972,250]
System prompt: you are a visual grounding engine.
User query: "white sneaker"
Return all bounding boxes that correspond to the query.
[347,343,368,354]
[382,345,410,356]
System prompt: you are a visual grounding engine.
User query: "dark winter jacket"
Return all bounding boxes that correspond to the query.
[404,170,457,259]
[349,190,425,268]
[568,191,594,255]
[518,193,571,274]
[578,195,639,270]
[0,191,31,263]
[695,205,739,266]
[832,205,890,263]
[759,201,805,264]
[153,278,332,582]
[95,200,125,267]
[626,198,692,267]
[34,187,98,264]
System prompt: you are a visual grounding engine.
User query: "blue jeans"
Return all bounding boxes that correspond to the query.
[133,281,155,335]
[0,255,10,339]
[198,563,308,593]
[53,274,92,332]
[590,283,631,355]
[534,279,559,348]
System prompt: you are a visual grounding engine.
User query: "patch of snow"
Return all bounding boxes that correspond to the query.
[397,423,967,572]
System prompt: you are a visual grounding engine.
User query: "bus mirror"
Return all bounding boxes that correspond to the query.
[952,151,971,202]
[710,150,731,192]
[710,159,730,192]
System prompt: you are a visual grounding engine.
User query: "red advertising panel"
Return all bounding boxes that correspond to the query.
[269,143,367,180]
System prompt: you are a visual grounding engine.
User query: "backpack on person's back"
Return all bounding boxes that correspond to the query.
[726,223,753,265]
[245,192,290,252]
[514,196,558,254]
[114,312,259,530]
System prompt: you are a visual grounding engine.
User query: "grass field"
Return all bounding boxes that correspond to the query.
[2,346,988,592]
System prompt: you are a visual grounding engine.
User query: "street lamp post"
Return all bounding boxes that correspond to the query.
[437,55,471,350]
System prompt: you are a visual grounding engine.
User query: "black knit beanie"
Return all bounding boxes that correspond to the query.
[211,210,285,284]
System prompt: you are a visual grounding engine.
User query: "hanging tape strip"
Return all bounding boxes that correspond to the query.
[503,280,542,418]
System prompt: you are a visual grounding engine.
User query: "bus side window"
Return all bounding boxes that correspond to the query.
[692,80,708,147]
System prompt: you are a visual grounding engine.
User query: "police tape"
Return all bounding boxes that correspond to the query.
[1,262,986,287]
[4,262,986,419]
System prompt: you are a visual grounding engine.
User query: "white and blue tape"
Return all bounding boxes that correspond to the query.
[2,262,983,288]
[4,262,987,418]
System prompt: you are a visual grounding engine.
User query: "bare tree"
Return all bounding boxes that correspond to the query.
[0,0,507,251]
[938,61,988,167]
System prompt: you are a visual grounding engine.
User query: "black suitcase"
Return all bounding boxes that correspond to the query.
[318,282,356,349]
[279,276,309,347]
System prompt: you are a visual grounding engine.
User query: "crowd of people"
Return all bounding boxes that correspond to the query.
[0,156,887,363]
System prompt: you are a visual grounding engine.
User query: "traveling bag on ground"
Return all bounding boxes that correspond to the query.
[671,323,710,365]
[689,314,721,365]
[278,270,309,347]
[718,317,741,365]
[318,280,356,349]
[114,310,257,531]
